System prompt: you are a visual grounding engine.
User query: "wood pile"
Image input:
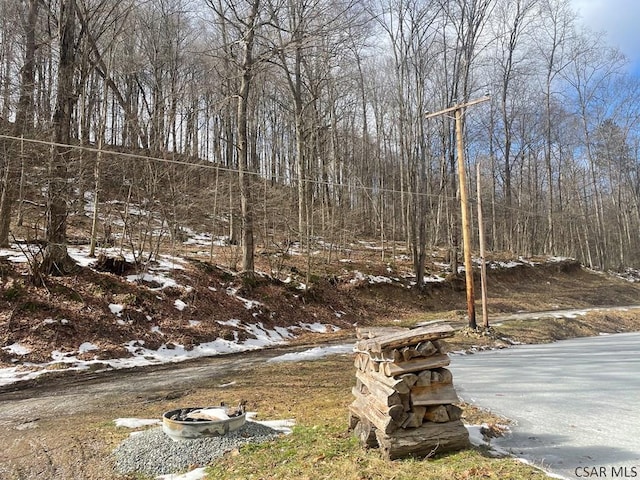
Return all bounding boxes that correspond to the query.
[349,324,470,460]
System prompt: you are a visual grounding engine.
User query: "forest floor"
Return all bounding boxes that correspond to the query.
[1,239,640,479]
[2,238,640,377]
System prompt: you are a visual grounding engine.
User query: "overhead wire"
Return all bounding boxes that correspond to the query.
[0,133,608,222]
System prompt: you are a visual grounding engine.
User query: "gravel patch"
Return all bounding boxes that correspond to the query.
[113,421,281,476]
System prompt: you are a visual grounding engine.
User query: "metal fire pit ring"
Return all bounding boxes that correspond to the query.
[162,405,246,441]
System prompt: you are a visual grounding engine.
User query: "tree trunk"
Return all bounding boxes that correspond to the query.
[0,0,39,247]
[236,0,260,276]
[40,0,77,277]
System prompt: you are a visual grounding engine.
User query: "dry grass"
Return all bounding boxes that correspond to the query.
[197,356,548,480]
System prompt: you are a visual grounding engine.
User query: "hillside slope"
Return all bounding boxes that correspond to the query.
[1,243,639,386]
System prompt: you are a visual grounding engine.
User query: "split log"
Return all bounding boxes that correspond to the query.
[354,349,399,362]
[355,378,367,395]
[356,326,407,340]
[360,369,412,394]
[399,373,418,389]
[350,389,399,435]
[363,340,445,362]
[400,393,411,412]
[401,346,421,362]
[375,419,470,460]
[431,368,453,384]
[381,354,450,376]
[388,404,408,424]
[411,383,459,406]
[355,371,402,406]
[445,404,463,421]
[401,406,427,428]
[424,405,450,423]
[415,340,438,357]
[354,417,379,448]
[432,339,447,354]
[354,352,368,371]
[371,360,380,373]
[355,324,454,354]
[355,353,382,373]
[415,370,432,387]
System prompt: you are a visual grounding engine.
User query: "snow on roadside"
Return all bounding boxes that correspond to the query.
[267,344,353,363]
[0,319,347,387]
[1,241,582,392]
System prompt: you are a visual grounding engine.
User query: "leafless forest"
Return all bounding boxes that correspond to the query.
[0,0,639,284]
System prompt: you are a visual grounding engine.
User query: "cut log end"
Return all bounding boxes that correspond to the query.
[375,420,470,461]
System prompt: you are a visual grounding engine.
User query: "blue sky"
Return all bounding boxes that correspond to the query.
[570,0,640,75]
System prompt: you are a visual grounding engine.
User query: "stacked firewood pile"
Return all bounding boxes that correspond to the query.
[349,324,470,460]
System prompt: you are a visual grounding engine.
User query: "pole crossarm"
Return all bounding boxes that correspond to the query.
[424,95,491,119]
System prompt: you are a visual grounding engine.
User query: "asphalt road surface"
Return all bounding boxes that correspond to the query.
[450,332,640,480]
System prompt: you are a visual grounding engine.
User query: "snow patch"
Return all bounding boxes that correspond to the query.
[226,287,263,310]
[114,418,161,428]
[268,344,353,363]
[157,468,207,480]
[2,343,31,355]
[78,342,98,354]
[300,322,335,333]
[246,412,295,434]
[126,273,178,290]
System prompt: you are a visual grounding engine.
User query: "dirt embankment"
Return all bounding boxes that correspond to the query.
[2,255,640,369]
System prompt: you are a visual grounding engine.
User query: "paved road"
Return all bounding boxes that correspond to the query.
[450,333,640,480]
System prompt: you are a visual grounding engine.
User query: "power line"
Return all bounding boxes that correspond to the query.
[0,133,612,222]
[0,133,454,199]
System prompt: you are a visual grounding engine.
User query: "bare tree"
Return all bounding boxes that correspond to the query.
[207,0,266,275]
[40,0,79,276]
[0,0,40,246]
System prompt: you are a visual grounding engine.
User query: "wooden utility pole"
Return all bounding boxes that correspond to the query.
[455,106,476,329]
[426,95,490,330]
[477,162,489,329]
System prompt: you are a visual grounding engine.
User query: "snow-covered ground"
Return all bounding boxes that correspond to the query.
[0,243,345,388]
[1,238,573,389]
[0,321,344,388]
